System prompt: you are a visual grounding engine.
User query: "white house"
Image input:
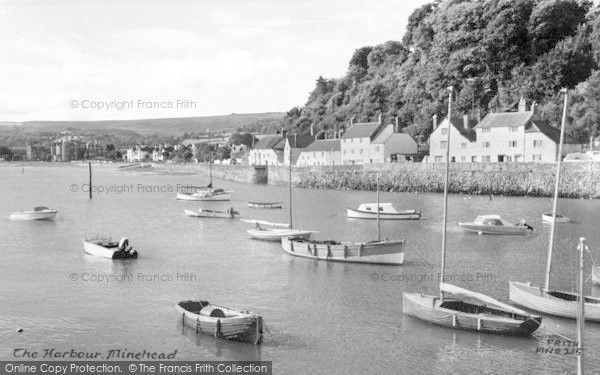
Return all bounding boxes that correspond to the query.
[126,145,151,162]
[296,139,341,166]
[370,124,419,162]
[428,115,476,162]
[248,135,282,165]
[282,134,314,165]
[340,121,383,165]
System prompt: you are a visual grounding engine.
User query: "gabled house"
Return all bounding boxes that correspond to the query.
[281,134,315,165]
[248,135,283,165]
[340,121,383,165]
[428,115,476,162]
[296,139,341,166]
[370,124,419,162]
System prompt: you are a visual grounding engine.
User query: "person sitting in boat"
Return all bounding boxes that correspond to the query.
[118,237,129,250]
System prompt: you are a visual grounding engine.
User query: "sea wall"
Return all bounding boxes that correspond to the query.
[150,162,600,198]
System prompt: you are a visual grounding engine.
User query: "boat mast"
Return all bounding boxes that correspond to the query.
[289,147,293,229]
[208,129,213,187]
[577,237,586,375]
[440,86,453,301]
[544,88,568,291]
[376,170,380,241]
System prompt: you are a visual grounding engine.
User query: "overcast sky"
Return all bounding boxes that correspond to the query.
[1,0,430,121]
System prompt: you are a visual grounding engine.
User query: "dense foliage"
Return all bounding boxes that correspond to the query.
[284,0,599,142]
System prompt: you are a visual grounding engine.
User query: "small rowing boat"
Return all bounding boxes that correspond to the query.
[242,220,314,241]
[248,202,283,209]
[176,189,232,201]
[347,203,420,220]
[176,300,263,344]
[10,207,58,221]
[541,213,570,223]
[184,208,240,218]
[83,237,138,259]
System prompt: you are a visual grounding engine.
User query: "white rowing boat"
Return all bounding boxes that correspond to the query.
[459,215,533,235]
[242,220,314,241]
[83,237,138,259]
[184,208,240,218]
[347,203,420,220]
[9,207,58,221]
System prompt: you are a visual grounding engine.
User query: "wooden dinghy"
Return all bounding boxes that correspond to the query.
[176,300,263,344]
[281,236,404,265]
[403,283,541,336]
[509,281,600,322]
[347,203,420,220]
[184,208,240,218]
[242,220,314,241]
[83,237,138,259]
[248,202,283,209]
[10,206,58,221]
[459,215,533,235]
[541,213,570,223]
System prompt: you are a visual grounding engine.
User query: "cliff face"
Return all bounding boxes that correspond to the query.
[284,0,600,144]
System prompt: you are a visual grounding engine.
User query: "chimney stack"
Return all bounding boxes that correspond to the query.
[518,97,527,113]
[378,112,382,125]
[395,116,399,133]
[294,133,297,147]
[350,116,355,127]
[282,129,287,138]
[432,114,438,130]
[531,101,536,113]
[463,114,469,130]
[310,123,314,136]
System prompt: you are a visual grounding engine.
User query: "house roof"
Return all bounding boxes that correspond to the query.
[252,135,282,150]
[371,124,395,144]
[277,134,315,149]
[474,111,533,129]
[302,139,341,152]
[341,122,381,139]
[443,116,476,142]
[382,133,419,157]
[526,122,579,144]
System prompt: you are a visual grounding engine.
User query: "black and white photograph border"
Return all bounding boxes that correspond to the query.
[2,0,600,374]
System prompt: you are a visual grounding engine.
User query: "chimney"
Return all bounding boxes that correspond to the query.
[282,129,287,138]
[518,97,527,113]
[395,116,399,133]
[463,114,469,130]
[350,116,355,127]
[310,123,314,136]
[432,114,438,130]
[531,101,536,113]
[294,133,297,147]
[378,112,382,125]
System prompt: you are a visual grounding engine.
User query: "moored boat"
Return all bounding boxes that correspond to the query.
[459,215,533,235]
[83,237,138,259]
[243,220,313,241]
[347,203,420,220]
[541,213,570,223]
[281,236,404,265]
[248,202,283,209]
[176,189,232,201]
[176,300,263,344]
[184,208,240,218]
[9,207,58,221]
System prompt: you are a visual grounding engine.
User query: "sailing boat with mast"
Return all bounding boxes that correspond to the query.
[177,129,233,201]
[509,88,600,321]
[244,146,314,241]
[402,87,541,335]
[280,166,405,265]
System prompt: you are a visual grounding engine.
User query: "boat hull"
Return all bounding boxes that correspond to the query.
[9,210,57,221]
[177,192,231,201]
[83,240,138,259]
[509,281,600,321]
[458,223,529,235]
[402,293,541,336]
[247,228,312,241]
[176,301,262,344]
[346,208,420,220]
[248,202,282,209]
[281,236,404,265]
[541,213,570,223]
[184,209,238,218]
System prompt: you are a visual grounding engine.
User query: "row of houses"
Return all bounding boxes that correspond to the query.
[250,98,590,166]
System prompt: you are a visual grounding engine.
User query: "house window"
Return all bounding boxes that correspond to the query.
[461,156,466,162]
[509,126,518,133]
[461,143,467,149]
[471,156,477,162]
[351,149,354,154]
[533,140,543,147]
[375,146,380,152]
[505,155,512,162]
[440,141,447,149]
[482,142,490,148]
[532,154,542,161]
[360,149,363,154]
[508,141,517,147]
[482,128,491,133]
[434,156,443,162]
[483,155,491,162]
[441,128,448,135]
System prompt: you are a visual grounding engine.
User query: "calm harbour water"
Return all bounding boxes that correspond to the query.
[1,163,599,374]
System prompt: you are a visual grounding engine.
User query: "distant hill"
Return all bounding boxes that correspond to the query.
[20,112,285,136]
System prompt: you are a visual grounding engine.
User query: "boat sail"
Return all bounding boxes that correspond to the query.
[509,88,600,321]
[176,129,233,201]
[281,168,405,265]
[403,87,541,335]
[246,144,314,241]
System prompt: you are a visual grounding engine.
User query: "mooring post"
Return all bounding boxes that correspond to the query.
[88,162,92,199]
